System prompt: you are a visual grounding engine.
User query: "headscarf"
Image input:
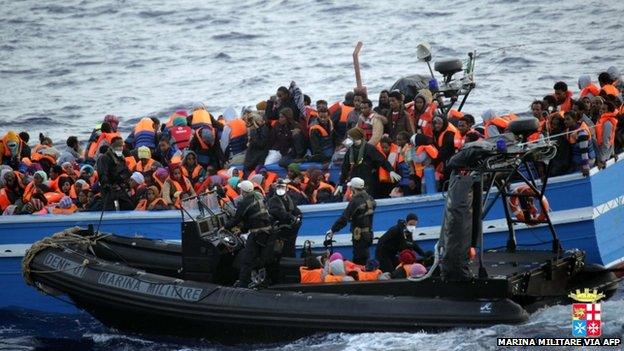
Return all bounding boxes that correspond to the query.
[34,170,48,183]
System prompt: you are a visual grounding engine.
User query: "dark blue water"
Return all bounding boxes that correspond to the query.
[2,0,624,349]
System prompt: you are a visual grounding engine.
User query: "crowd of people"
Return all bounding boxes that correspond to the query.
[1,68,623,216]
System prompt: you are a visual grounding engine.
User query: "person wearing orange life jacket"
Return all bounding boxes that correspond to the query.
[161,163,196,208]
[0,171,25,211]
[578,75,601,99]
[384,90,415,140]
[324,258,355,283]
[133,146,160,174]
[595,100,619,168]
[219,107,248,164]
[153,138,180,168]
[190,103,216,130]
[188,125,225,170]
[48,165,64,192]
[167,116,193,151]
[306,104,335,163]
[481,109,518,138]
[164,110,188,129]
[126,117,157,151]
[406,133,439,193]
[375,136,400,198]
[247,166,278,193]
[135,185,169,211]
[304,169,335,204]
[180,150,205,186]
[85,122,121,160]
[409,89,437,138]
[390,249,420,279]
[553,81,575,113]
[564,111,595,177]
[23,170,51,203]
[330,91,356,141]
[457,115,483,145]
[432,115,462,188]
[358,98,387,146]
[128,171,147,206]
[598,72,621,98]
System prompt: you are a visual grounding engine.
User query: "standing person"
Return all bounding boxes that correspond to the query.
[325,177,376,265]
[374,90,390,117]
[358,98,387,146]
[265,108,296,165]
[336,127,401,196]
[267,179,302,258]
[553,81,574,113]
[564,111,595,177]
[385,90,415,139]
[96,137,133,211]
[265,86,301,122]
[306,105,335,163]
[595,100,619,168]
[375,213,426,273]
[223,180,274,288]
[331,92,355,141]
[243,112,270,175]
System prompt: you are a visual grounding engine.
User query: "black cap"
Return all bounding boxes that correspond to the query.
[406,213,418,221]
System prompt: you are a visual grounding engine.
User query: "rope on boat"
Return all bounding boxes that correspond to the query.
[21,227,106,287]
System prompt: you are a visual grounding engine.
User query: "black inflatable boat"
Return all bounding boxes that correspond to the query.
[22,119,620,341]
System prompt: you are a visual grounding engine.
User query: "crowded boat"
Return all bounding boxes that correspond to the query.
[1,68,623,216]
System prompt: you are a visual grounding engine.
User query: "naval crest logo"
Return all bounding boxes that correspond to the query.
[569,289,605,338]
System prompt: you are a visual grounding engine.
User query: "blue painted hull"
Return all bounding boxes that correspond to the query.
[2,156,623,314]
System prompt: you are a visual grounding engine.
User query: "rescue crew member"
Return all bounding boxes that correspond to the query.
[96,137,134,210]
[325,177,376,265]
[336,127,401,196]
[267,178,302,258]
[224,180,274,288]
[375,213,427,273]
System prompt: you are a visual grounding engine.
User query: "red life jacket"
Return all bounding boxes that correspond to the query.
[357,115,374,141]
[416,101,438,138]
[169,125,193,150]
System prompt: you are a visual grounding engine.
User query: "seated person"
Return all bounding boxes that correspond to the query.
[356,259,383,281]
[299,256,324,284]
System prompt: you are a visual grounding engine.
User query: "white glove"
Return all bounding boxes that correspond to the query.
[333,185,343,196]
[389,171,402,182]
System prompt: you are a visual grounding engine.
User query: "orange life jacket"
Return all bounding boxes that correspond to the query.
[134,158,155,173]
[0,188,11,211]
[181,164,203,183]
[169,177,193,208]
[436,123,463,149]
[580,84,601,98]
[601,84,620,97]
[416,101,438,138]
[87,132,121,159]
[595,112,618,147]
[344,260,365,272]
[247,170,278,192]
[191,109,212,129]
[447,109,464,120]
[566,122,593,144]
[324,274,345,283]
[376,143,399,183]
[357,269,382,281]
[556,91,574,112]
[228,118,248,155]
[299,267,323,283]
[484,114,518,138]
[135,197,168,211]
[44,192,64,204]
[23,182,37,203]
[338,104,354,123]
[224,184,239,201]
[413,145,439,178]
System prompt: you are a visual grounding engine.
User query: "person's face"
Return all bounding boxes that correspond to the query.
[407,219,417,227]
[172,168,182,180]
[379,92,389,105]
[554,89,567,103]
[389,97,400,110]
[457,120,469,135]
[159,141,169,153]
[396,135,407,147]
[599,104,609,115]
[61,181,71,193]
[78,191,87,204]
[34,174,43,185]
[276,90,286,102]
[185,153,196,166]
[353,95,363,110]
[381,142,391,154]
[62,164,73,174]
[278,114,287,125]
[581,97,592,111]
[361,103,372,116]
[564,116,576,129]
[129,179,138,188]
[433,118,444,132]
[414,97,425,111]
[531,103,543,119]
[4,173,16,186]
[147,189,156,201]
[550,118,562,133]
[318,110,329,121]
[50,170,59,179]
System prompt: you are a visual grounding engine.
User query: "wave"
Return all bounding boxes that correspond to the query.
[212,31,264,41]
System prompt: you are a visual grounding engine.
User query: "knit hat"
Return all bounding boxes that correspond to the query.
[346,127,365,140]
[130,172,145,185]
[34,170,48,183]
[172,116,187,127]
[59,196,73,209]
[409,263,427,278]
[287,163,301,174]
[80,164,94,175]
[399,249,417,265]
[154,167,169,182]
[329,252,343,263]
[137,146,151,160]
